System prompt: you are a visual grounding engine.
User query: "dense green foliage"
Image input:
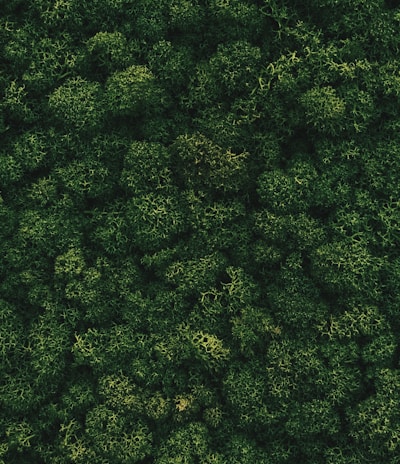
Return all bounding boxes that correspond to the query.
[1,0,400,462]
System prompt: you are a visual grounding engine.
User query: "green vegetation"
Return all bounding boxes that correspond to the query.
[1,0,400,462]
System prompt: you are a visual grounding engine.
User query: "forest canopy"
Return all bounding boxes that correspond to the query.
[1,0,400,463]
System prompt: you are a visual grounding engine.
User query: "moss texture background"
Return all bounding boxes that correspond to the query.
[1,0,400,462]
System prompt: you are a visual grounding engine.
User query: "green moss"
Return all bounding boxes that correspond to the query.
[1,0,400,462]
